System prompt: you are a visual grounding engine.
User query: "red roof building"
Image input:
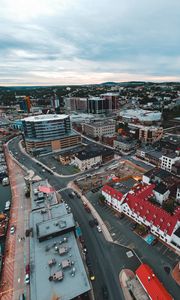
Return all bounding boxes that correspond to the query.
[102,185,123,201]
[124,184,179,236]
[136,264,173,300]
[102,183,180,237]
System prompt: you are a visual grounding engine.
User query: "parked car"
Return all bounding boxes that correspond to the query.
[26,264,30,274]
[25,273,30,284]
[89,269,95,281]
[10,225,15,235]
[97,225,102,232]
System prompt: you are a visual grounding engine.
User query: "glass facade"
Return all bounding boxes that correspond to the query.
[22,115,71,141]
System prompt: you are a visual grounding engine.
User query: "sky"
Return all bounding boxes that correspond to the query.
[0,0,180,86]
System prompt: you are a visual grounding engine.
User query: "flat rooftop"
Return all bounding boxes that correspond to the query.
[111,178,137,195]
[31,180,58,211]
[23,114,69,122]
[30,204,91,300]
[120,109,161,121]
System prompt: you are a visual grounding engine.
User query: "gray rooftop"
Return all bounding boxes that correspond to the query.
[30,180,58,211]
[112,178,137,195]
[30,204,91,300]
[37,213,76,241]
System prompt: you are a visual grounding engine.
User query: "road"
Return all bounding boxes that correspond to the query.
[60,189,140,300]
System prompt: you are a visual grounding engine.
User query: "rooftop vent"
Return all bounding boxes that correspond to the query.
[48,258,56,267]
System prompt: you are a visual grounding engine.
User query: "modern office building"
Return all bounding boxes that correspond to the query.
[22,114,81,154]
[87,95,118,114]
[64,97,87,112]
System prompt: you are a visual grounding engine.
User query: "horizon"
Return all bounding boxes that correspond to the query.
[1,0,180,86]
[1,80,180,88]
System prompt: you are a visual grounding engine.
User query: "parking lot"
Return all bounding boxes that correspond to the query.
[38,153,80,175]
[86,190,179,266]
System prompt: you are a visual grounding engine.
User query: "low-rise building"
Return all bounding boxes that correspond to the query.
[83,120,116,139]
[136,148,162,167]
[74,151,102,171]
[73,146,114,171]
[102,182,180,251]
[161,153,180,172]
[153,183,170,205]
[114,137,137,153]
[136,264,173,300]
[30,204,91,300]
[160,134,180,151]
[29,179,91,300]
[129,123,163,144]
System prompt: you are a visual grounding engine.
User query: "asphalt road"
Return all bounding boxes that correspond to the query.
[60,189,139,300]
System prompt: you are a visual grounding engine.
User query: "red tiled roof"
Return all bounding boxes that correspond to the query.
[136,264,173,300]
[102,185,123,201]
[125,190,178,235]
[102,183,179,235]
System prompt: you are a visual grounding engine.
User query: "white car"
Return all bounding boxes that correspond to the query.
[25,273,30,284]
[10,225,15,235]
[97,225,102,233]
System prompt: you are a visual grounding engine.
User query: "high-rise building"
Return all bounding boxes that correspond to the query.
[22,114,81,155]
[64,97,87,112]
[87,94,119,114]
[17,95,31,113]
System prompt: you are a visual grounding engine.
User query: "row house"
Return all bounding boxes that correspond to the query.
[102,183,180,250]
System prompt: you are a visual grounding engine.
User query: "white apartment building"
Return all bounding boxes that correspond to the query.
[73,152,102,171]
[161,154,180,172]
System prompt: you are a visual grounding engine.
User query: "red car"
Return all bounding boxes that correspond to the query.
[26,264,30,275]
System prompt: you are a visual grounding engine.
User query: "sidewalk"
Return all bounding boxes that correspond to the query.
[119,269,135,300]
[68,181,113,243]
[0,148,31,300]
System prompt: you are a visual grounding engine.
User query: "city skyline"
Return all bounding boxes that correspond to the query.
[0,0,180,86]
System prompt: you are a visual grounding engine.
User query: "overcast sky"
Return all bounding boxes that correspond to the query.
[0,0,180,86]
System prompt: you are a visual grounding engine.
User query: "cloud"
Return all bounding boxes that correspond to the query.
[0,0,180,85]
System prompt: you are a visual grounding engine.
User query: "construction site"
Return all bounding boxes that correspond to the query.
[75,160,145,193]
